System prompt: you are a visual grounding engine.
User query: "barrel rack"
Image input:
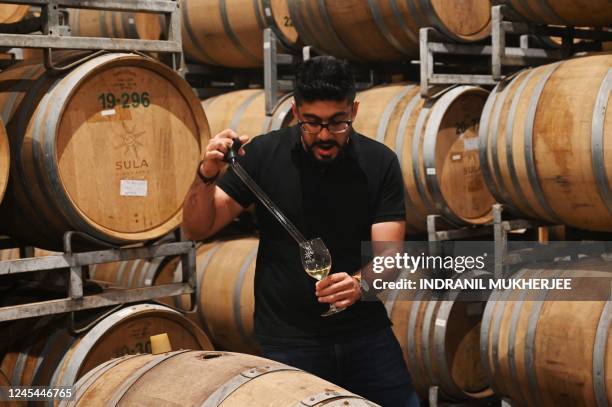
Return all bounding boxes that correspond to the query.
[0,0,182,70]
[262,27,420,118]
[0,230,197,323]
[420,4,612,97]
[0,0,198,323]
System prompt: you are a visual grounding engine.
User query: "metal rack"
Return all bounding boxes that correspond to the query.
[263,27,300,115]
[0,0,196,323]
[0,230,196,323]
[427,203,611,281]
[0,0,183,70]
[420,4,612,97]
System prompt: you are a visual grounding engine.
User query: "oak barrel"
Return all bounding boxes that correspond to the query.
[262,0,301,50]
[479,54,612,232]
[1,304,213,392]
[354,84,495,232]
[0,368,17,407]
[69,9,164,40]
[89,255,176,290]
[499,0,612,27]
[172,238,260,354]
[0,53,210,249]
[0,119,7,205]
[383,271,493,400]
[481,259,612,406]
[61,350,377,407]
[202,90,295,136]
[182,0,268,68]
[285,0,491,62]
[87,237,260,355]
[0,5,29,24]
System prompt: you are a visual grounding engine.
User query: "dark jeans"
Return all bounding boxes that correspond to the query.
[260,327,420,407]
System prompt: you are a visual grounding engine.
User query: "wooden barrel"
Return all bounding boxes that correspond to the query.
[1,304,213,391]
[481,259,612,406]
[0,119,8,206]
[0,53,210,249]
[182,0,268,68]
[62,350,376,406]
[68,9,164,40]
[87,237,260,355]
[89,255,177,289]
[479,54,612,232]
[499,0,612,27]
[0,249,18,261]
[354,84,495,232]
[0,5,29,24]
[262,0,302,50]
[202,89,295,136]
[383,271,493,400]
[286,0,491,62]
[167,238,260,354]
[0,368,17,407]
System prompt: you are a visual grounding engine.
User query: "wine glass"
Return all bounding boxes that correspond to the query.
[299,238,345,317]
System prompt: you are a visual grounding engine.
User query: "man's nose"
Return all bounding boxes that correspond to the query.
[317,127,332,141]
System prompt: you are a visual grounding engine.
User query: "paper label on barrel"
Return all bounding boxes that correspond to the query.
[101,109,116,117]
[426,168,436,175]
[452,154,462,161]
[463,137,479,151]
[120,180,148,197]
[435,318,447,328]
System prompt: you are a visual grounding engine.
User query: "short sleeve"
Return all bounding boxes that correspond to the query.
[217,141,257,208]
[372,155,406,223]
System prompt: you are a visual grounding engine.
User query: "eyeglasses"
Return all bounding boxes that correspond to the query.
[298,120,353,135]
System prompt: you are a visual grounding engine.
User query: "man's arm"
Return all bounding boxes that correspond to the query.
[182,129,249,241]
[182,183,243,241]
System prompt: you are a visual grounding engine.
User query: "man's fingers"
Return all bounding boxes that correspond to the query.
[316,274,353,296]
[205,151,225,160]
[318,289,355,304]
[214,128,239,140]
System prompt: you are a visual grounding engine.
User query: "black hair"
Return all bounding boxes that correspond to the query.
[293,56,356,106]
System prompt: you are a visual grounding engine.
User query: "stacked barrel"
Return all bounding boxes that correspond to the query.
[0,1,611,407]
[0,52,210,250]
[480,53,612,232]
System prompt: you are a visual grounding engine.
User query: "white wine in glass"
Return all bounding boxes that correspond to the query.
[299,238,345,317]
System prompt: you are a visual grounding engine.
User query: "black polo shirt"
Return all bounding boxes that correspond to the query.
[217,125,405,345]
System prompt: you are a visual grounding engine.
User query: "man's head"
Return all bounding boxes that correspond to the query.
[292,56,359,162]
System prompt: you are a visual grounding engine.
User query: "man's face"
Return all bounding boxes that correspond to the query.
[292,99,360,162]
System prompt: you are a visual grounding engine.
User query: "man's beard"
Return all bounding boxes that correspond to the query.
[304,139,346,164]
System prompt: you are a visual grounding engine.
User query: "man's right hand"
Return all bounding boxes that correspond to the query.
[200,129,250,177]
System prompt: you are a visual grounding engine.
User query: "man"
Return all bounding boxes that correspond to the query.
[183,56,419,407]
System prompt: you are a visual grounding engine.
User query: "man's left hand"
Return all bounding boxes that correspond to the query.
[316,273,360,308]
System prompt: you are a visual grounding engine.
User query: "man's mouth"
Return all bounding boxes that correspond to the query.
[317,144,336,151]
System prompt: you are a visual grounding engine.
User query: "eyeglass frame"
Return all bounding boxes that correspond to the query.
[297,119,353,134]
[295,104,355,135]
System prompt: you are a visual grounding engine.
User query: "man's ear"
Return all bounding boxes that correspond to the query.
[291,101,299,120]
[351,100,360,120]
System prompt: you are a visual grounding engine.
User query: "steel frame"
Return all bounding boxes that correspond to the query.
[0,0,195,322]
[0,230,196,322]
[420,4,612,97]
[0,0,182,70]
[263,27,299,115]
